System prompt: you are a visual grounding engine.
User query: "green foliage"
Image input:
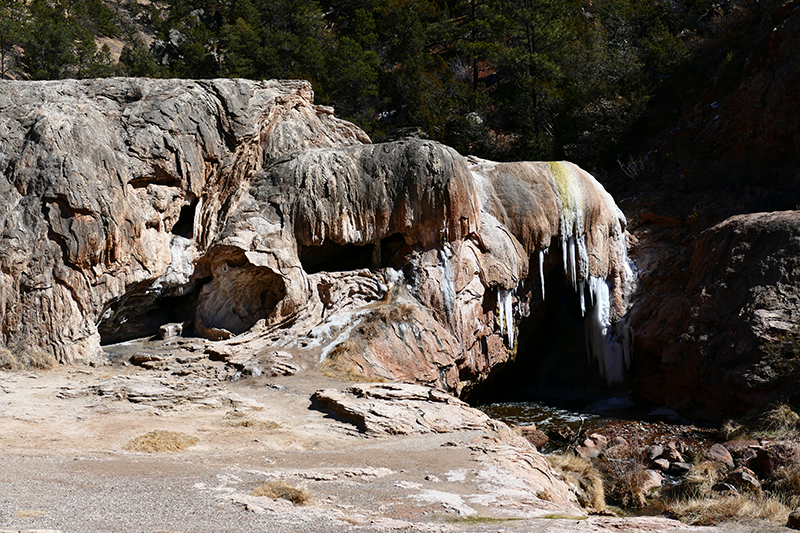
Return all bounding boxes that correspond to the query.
[0,0,734,174]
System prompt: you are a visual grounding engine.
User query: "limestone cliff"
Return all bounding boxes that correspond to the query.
[0,78,630,393]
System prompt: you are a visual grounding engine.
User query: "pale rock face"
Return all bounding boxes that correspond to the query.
[0,77,630,393]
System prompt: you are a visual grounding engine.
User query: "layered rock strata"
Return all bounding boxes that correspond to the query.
[0,78,630,392]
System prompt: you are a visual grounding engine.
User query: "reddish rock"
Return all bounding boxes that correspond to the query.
[631,211,800,418]
[705,443,734,468]
[652,459,670,472]
[754,441,800,478]
[727,467,762,492]
[576,433,609,459]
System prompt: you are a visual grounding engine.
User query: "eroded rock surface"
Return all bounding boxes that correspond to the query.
[0,77,630,393]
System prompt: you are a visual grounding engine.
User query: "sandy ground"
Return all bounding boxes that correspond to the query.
[0,358,792,533]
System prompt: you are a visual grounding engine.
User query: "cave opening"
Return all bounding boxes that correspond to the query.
[172,198,198,238]
[98,277,210,345]
[468,253,630,415]
[299,240,375,274]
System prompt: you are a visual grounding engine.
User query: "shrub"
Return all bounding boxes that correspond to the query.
[124,430,198,453]
[597,444,652,508]
[548,453,605,511]
[251,481,310,505]
[761,403,800,441]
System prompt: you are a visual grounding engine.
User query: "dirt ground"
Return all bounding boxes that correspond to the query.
[0,352,792,533]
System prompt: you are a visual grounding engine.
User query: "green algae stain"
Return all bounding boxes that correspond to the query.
[548,161,577,215]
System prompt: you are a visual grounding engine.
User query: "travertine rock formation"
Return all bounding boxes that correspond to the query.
[0,77,630,392]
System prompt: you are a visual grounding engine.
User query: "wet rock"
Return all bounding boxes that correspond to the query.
[705,443,734,467]
[668,462,691,476]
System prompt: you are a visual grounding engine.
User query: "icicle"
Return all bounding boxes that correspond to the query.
[538,249,546,301]
[495,288,515,348]
[439,246,455,324]
[586,277,627,386]
[578,279,586,316]
[503,289,514,348]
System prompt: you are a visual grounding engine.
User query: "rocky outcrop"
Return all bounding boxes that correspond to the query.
[0,77,630,393]
[631,210,800,417]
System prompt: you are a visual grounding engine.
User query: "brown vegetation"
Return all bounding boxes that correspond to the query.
[124,430,198,453]
[251,481,310,505]
[0,347,56,370]
[547,453,605,511]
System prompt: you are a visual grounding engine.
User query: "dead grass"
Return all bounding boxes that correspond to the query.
[0,347,56,370]
[356,305,415,340]
[14,510,46,519]
[223,410,281,430]
[761,403,800,440]
[548,453,606,511]
[251,481,310,505]
[124,430,198,453]
[599,444,652,508]
[679,461,727,499]
[771,462,800,508]
[659,493,790,525]
[319,340,385,382]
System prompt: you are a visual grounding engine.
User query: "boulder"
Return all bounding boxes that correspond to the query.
[705,443,734,468]
[631,210,800,417]
[310,383,492,436]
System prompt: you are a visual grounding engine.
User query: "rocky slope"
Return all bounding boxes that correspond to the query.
[0,77,631,394]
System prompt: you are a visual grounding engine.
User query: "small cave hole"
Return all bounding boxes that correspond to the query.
[98,277,211,345]
[299,240,375,274]
[172,199,198,239]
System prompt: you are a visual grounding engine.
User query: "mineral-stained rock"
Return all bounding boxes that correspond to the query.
[0,77,630,394]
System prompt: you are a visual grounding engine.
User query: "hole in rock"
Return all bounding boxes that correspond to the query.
[299,240,375,274]
[197,261,287,336]
[98,278,210,345]
[468,256,632,420]
[171,199,197,238]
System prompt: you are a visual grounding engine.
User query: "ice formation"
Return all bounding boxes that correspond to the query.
[549,162,632,386]
[496,288,515,348]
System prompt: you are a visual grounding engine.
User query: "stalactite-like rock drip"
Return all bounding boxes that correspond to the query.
[0,77,630,393]
[464,159,632,387]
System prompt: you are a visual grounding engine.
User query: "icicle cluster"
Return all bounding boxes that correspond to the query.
[549,162,632,386]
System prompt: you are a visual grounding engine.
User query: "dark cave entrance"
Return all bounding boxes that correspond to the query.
[97,277,210,345]
[299,233,411,274]
[468,251,629,411]
[171,198,198,238]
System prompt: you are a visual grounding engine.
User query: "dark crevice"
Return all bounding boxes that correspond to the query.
[98,277,211,345]
[299,240,375,274]
[172,198,197,238]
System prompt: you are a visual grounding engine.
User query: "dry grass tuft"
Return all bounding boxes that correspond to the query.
[251,480,310,505]
[548,453,606,511]
[659,493,790,525]
[719,419,745,441]
[124,430,198,453]
[772,462,800,508]
[14,509,46,519]
[761,403,800,440]
[599,444,652,508]
[679,460,727,499]
[223,410,281,430]
[0,347,56,370]
[319,341,385,382]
